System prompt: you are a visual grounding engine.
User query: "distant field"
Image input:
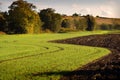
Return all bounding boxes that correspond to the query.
[95,17,120,25]
[0,31,112,80]
[63,16,120,25]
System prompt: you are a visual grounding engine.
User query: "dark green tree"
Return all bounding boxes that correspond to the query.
[61,19,71,28]
[72,13,79,17]
[39,8,62,32]
[8,0,42,34]
[51,13,62,32]
[85,15,95,31]
[0,13,5,31]
[0,12,8,32]
[114,24,120,30]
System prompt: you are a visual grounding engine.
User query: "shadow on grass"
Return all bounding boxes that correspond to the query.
[32,70,95,76]
[32,69,120,80]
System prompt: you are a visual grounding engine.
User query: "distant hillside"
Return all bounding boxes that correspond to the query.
[61,16,120,31]
[95,17,120,25]
[62,16,120,25]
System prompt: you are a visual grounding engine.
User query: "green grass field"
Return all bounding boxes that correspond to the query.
[0,31,111,80]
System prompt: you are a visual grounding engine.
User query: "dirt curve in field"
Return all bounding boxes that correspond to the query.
[52,34,120,80]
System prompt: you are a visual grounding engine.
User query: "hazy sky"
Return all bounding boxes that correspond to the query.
[0,0,120,18]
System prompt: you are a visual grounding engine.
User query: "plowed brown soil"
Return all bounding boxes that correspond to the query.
[52,34,120,80]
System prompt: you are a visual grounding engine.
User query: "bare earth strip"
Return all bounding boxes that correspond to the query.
[52,34,120,80]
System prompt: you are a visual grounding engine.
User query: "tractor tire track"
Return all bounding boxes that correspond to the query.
[0,46,64,64]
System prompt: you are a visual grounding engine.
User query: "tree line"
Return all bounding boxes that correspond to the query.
[1,0,119,34]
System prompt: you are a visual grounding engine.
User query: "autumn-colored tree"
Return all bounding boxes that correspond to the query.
[74,18,87,31]
[8,0,42,34]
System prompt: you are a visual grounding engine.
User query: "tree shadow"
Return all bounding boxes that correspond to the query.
[32,70,95,76]
[32,69,120,80]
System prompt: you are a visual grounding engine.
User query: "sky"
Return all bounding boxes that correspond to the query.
[0,0,120,18]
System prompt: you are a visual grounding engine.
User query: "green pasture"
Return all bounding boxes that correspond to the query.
[0,31,111,80]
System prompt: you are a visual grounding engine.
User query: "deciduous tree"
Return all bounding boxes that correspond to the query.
[8,0,42,34]
[39,8,62,32]
[85,15,95,31]
[0,12,7,32]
